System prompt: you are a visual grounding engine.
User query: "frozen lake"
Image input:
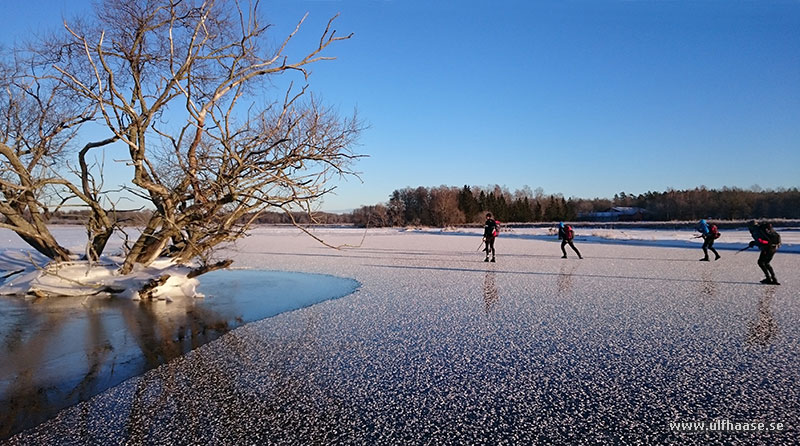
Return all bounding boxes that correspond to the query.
[4,226,799,444]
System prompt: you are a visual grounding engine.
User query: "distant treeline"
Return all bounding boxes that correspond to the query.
[350,185,800,227]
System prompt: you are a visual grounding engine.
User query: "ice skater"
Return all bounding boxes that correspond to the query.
[696,219,721,261]
[482,212,499,262]
[558,222,582,259]
[744,221,781,285]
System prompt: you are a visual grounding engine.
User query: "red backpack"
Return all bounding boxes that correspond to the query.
[565,225,574,240]
[709,225,721,239]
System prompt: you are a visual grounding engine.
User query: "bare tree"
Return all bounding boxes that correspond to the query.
[1,0,362,281]
[429,186,464,227]
[0,49,96,261]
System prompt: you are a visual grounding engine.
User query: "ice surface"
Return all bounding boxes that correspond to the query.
[5,226,800,445]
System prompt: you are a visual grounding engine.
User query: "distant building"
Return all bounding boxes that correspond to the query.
[578,207,651,222]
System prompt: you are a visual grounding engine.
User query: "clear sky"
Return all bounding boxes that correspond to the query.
[4,0,799,212]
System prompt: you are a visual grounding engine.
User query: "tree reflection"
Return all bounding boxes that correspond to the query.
[0,295,233,439]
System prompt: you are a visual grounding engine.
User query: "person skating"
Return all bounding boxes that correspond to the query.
[483,213,499,262]
[696,219,721,261]
[558,222,582,259]
[746,221,781,285]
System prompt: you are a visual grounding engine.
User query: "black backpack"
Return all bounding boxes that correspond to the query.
[758,224,781,246]
[767,229,781,246]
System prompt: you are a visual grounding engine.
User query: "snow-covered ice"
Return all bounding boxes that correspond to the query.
[4,226,799,445]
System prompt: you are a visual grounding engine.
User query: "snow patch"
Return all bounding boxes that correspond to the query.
[0,251,202,300]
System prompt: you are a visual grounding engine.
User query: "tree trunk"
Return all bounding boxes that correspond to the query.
[88,229,114,261]
[120,216,163,274]
[187,259,233,278]
[18,233,71,262]
[139,274,171,300]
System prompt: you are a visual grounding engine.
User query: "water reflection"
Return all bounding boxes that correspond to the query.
[0,269,358,439]
[698,270,718,297]
[747,287,779,348]
[483,269,499,314]
[557,263,577,294]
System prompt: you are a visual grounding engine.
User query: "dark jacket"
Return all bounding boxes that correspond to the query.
[484,219,498,238]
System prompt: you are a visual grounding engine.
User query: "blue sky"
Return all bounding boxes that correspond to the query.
[4,0,799,212]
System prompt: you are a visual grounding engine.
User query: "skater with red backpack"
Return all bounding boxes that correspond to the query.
[744,221,781,285]
[482,213,499,262]
[696,219,721,261]
[558,222,582,259]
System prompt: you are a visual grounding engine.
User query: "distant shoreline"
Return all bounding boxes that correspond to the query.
[37,219,800,229]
